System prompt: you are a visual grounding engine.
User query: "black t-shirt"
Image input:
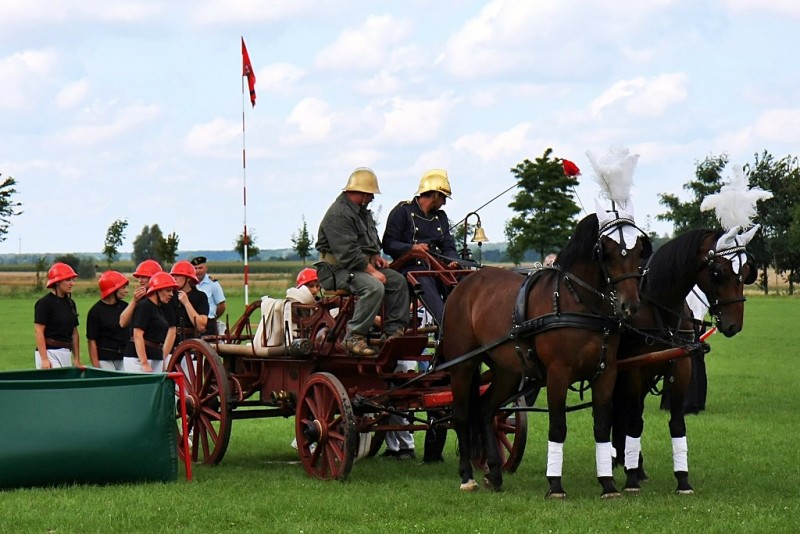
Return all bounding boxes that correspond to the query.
[34,292,79,343]
[176,288,210,332]
[124,298,170,361]
[86,299,129,358]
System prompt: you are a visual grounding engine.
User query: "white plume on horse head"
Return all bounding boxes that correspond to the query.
[700,166,773,231]
[588,145,640,250]
[700,165,772,273]
[586,145,639,208]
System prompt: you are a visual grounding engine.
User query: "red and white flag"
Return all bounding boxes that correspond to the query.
[241,37,256,107]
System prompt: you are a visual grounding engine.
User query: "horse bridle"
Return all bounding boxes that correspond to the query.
[596,217,650,288]
[701,247,749,316]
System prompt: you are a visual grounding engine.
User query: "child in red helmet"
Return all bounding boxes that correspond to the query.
[123,271,178,373]
[34,262,81,369]
[86,270,130,370]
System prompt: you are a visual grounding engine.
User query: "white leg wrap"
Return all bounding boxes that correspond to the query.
[546,441,564,477]
[672,436,689,472]
[596,442,613,478]
[624,436,642,470]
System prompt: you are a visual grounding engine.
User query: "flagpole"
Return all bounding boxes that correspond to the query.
[241,38,250,305]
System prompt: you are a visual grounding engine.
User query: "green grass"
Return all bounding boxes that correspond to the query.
[1,296,799,532]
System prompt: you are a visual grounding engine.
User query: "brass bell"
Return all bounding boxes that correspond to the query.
[471,226,489,243]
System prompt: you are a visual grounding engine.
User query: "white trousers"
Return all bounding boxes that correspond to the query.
[35,348,72,368]
[123,357,165,373]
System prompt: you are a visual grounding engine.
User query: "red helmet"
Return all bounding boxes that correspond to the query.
[47,262,78,288]
[98,270,129,299]
[170,260,198,283]
[147,271,178,295]
[133,259,162,279]
[296,268,318,288]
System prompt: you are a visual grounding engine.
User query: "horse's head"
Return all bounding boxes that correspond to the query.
[696,243,754,337]
[596,223,651,322]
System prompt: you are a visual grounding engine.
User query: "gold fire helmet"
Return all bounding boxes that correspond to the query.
[415,169,452,198]
[343,167,381,194]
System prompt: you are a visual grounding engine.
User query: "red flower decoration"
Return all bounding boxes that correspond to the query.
[562,159,580,177]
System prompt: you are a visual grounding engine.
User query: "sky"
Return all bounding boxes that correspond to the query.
[2,0,799,256]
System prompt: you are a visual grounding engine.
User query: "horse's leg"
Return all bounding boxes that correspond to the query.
[545,371,569,499]
[592,366,621,499]
[669,358,693,494]
[480,370,520,492]
[616,369,647,492]
[450,362,480,491]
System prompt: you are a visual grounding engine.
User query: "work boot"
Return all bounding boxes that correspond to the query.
[345,335,377,357]
[380,329,405,345]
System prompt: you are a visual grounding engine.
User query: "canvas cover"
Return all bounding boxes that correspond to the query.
[0,367,177,488]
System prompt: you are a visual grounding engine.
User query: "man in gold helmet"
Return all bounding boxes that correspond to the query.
[315,167,410,357]
[382,168,459,326]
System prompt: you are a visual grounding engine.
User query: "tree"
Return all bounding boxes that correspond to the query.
[157,231,180,266]
[54,253,95,279]
[504,148,581,265]
[0,174,23,243]
[745,151,800,294]
[234,230,260,261]
[132,225,163,265]
[657,154,727,234]
[131,224,179,265]
[102,219,128,267]
[291,217,314,264]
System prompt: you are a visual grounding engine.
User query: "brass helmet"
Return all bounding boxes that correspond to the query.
[415,168,452,198]
[343,167,381,194]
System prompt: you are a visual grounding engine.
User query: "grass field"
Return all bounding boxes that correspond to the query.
[1,295,799,533]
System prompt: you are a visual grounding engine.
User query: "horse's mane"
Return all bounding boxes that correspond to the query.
[644,228,723,292]
[555,214,599,272]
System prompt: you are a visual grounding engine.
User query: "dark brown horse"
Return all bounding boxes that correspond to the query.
[612,228,756,494]
[439,213,650,497]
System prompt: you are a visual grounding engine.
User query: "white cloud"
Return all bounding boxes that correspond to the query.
[191,0,318,24]
[373,95,458,145]
[285,97,336,142]
[452,123,532,162]
[258,63,306,93]
[314,15,412,71]
[184,118,241,156]
[58,103,160,146]
[723,0,800,19]
[0,49,59,109]
[56,80,90,109]
[0,0,162,25]
[753,108,800,143]
[589,73,688,119]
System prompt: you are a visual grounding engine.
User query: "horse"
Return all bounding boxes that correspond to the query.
[612,228,757,494]
[439,212,651,497]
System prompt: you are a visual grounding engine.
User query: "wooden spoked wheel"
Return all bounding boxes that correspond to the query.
[296,372,357,480]
[473,396,528,473]
[167,339,232,465]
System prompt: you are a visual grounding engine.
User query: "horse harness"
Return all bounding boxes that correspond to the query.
[508,266,623,392]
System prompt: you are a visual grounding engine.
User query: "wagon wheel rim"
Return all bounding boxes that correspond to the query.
[296,372,357,480]
[473,396,528,473]
[168,339,232,465]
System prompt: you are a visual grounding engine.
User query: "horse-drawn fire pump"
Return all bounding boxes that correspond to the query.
[166,248,528,481]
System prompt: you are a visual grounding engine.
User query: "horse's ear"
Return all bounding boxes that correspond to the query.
[639,235,652,259]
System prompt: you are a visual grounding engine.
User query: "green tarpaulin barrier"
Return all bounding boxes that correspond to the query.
[0,367,178,489]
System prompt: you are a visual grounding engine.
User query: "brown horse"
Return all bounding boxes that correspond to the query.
[612,228,756,494]
[439,213,650,497]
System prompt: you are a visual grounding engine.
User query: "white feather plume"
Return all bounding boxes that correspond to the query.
[585,145,639,206]
[700,166,773,230]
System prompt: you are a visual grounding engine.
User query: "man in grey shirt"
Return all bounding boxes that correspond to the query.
[315,167,409,357]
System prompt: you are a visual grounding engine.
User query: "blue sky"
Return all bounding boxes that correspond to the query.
[1,0,798,255]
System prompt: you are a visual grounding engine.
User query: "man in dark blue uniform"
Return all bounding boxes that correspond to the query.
[383,168,460,463]
[382,168,459,326]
